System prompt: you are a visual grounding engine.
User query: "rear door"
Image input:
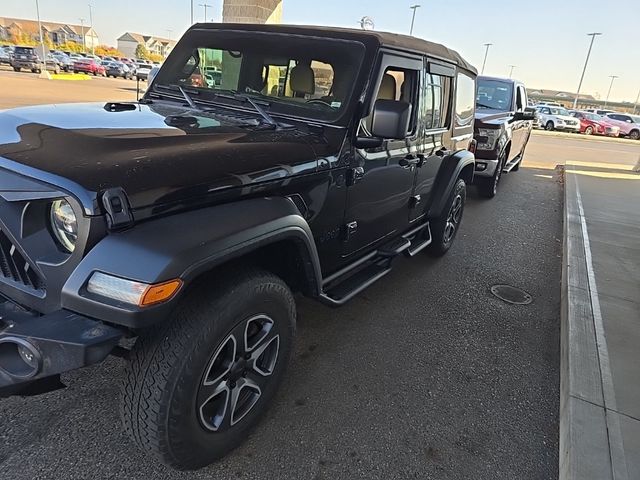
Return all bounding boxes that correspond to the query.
[343,52,424,256]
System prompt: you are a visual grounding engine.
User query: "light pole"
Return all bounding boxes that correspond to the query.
[79,18,86,53]
[508,65,516,78]
[190,0,194,24]
[34,0,46,66]
[88,4,94,56]
[633,88,640,114]
[199,3,212,22]
[573,32,602,109]
[481,43,492,74]
[604,75,619,108]
[409,5,420,36]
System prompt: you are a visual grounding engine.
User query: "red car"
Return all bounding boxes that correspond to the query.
[569,111,620,137]
[73,58,106,76]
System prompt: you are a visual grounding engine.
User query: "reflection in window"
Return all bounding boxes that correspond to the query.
[455,73,475,128]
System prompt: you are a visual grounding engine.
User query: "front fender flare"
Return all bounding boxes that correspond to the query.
[428,150,475,219]
[61,197,322,328]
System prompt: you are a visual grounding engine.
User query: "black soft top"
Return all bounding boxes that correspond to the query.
[189,23,477,75]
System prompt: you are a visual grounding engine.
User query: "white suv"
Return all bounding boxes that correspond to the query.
[536,105,580,132]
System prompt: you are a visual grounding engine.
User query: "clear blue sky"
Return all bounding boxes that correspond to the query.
[3,0,639,102]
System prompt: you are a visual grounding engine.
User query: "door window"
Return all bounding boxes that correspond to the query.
[424,74,449,130]
[516,86,525,111]
[454,72,475,128]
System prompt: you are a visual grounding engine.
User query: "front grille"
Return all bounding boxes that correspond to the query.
[0,230,45,291]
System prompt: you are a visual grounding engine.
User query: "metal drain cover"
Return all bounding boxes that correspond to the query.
[490,285,532,305]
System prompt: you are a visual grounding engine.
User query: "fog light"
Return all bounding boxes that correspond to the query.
[0,338,41,378]
[18,344,38,370]
[476,163,487,171]
[87,272,182,307]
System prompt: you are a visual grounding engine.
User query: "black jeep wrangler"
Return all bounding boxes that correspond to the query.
[0,24,476,469]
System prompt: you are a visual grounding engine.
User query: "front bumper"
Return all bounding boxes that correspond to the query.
[0,300,123,397]
[11,60,38,69]
[473,157,499,178]
[555,123,581,132]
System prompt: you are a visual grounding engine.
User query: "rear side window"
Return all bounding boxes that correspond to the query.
[423,74,449,130]
[455,72,475,128]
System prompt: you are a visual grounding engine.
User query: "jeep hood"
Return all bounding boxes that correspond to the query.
[0,102,322,215]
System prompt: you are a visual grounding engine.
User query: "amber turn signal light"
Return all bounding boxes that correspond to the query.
[140,279,183,307]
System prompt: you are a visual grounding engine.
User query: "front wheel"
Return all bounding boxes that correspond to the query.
[427,178,466,257]
[545,121,554,131]
[584,126,593,135]
[629,130,640,140]
[121,270,296,470]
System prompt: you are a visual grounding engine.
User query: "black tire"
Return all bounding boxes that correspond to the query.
[477,149,506,198]
[427,178,466,257]
[13,67,20,72]
[629,130,640,141]
[545,121,554,131]
[121,269,296,470]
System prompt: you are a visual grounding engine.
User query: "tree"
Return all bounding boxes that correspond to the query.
[135,44,149,60]
[95,45,124,57]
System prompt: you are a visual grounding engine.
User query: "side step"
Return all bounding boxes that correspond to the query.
[319,261,391,307]
[503,155,522,173]
[318,222,432,307]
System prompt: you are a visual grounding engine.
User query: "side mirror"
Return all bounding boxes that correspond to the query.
[371,99,412,140]
[514,108,536,121]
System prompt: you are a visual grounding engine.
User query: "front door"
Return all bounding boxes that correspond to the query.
[343,53,424,257]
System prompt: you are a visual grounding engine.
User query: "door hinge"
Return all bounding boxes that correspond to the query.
[101,187,134,230]
[346,166,365,186]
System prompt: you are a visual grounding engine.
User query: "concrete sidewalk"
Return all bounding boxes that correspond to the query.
[561,158,640,480]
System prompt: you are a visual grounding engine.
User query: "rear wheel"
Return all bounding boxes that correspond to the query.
[427,178,466,257]
[121,270,296,470]
[545,121,554,131]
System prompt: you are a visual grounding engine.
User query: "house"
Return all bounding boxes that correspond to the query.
[117,32,176,59]
[0,17,99,49]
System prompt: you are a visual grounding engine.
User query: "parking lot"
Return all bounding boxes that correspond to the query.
[0,69,636,479]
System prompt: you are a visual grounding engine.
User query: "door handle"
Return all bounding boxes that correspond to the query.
[399,154,424,168]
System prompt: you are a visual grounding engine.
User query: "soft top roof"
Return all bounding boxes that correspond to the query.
[189,23,477,75]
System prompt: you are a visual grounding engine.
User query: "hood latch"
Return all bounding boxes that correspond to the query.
[101,188,134,230]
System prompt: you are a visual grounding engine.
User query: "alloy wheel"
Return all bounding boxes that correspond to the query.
[443,194,463,244]
[197,314,280,432]
[585,126,593,135]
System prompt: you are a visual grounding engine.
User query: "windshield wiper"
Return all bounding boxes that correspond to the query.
[476,103,495,109]
[177,85,199,110]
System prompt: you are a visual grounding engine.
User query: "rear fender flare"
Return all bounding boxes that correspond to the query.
[428,150,475,219]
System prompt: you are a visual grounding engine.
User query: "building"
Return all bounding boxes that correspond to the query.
[117,33,176,59]
[222,0,283,23]
[0,17,98,49]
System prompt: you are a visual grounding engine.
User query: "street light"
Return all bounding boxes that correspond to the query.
[604,75,619,108]
[481,43,492,74]
[79,18,86,53]
[190,0,194,24]
[633,88,640,115]
[409,5,420,36]
[573,32,602,109]
[508,65,516,78]
[199,3,212,22]
[34,0,46,67]
[88,4,94,56]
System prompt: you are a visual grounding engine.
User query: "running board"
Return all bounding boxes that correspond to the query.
[319,261,391,307]
[318,222,432,307]
[503,155,522,173]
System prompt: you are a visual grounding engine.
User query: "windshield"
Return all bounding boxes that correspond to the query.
[550,108,570,116]
[630,114,640,124]
[14,47,35,55]
[476,79,513,111]
[583,112,602,121]
[153,30,366,121]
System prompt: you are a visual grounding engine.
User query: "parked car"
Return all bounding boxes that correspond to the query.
[0,46,13,65]
[568,111,620,137]
[583,108,615,116]
[104,61,133,79]
[604,113,640,140]
[10,46,60,74]
[73,58,106,76]
[474,76,535,197]
[0,24,477,469]
[537,101,562,107]
[50,52,73,72]
[535,105,580,132]
[135,63,153,80]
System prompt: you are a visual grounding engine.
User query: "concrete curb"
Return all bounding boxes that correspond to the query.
[560,167,628,480]
[532,129,640,146]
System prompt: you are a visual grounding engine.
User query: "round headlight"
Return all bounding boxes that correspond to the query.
[50,199,77,252]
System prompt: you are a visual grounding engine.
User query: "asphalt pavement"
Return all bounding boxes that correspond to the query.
[0,144,563,479]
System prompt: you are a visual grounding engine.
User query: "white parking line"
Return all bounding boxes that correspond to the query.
[574,176,629,480]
